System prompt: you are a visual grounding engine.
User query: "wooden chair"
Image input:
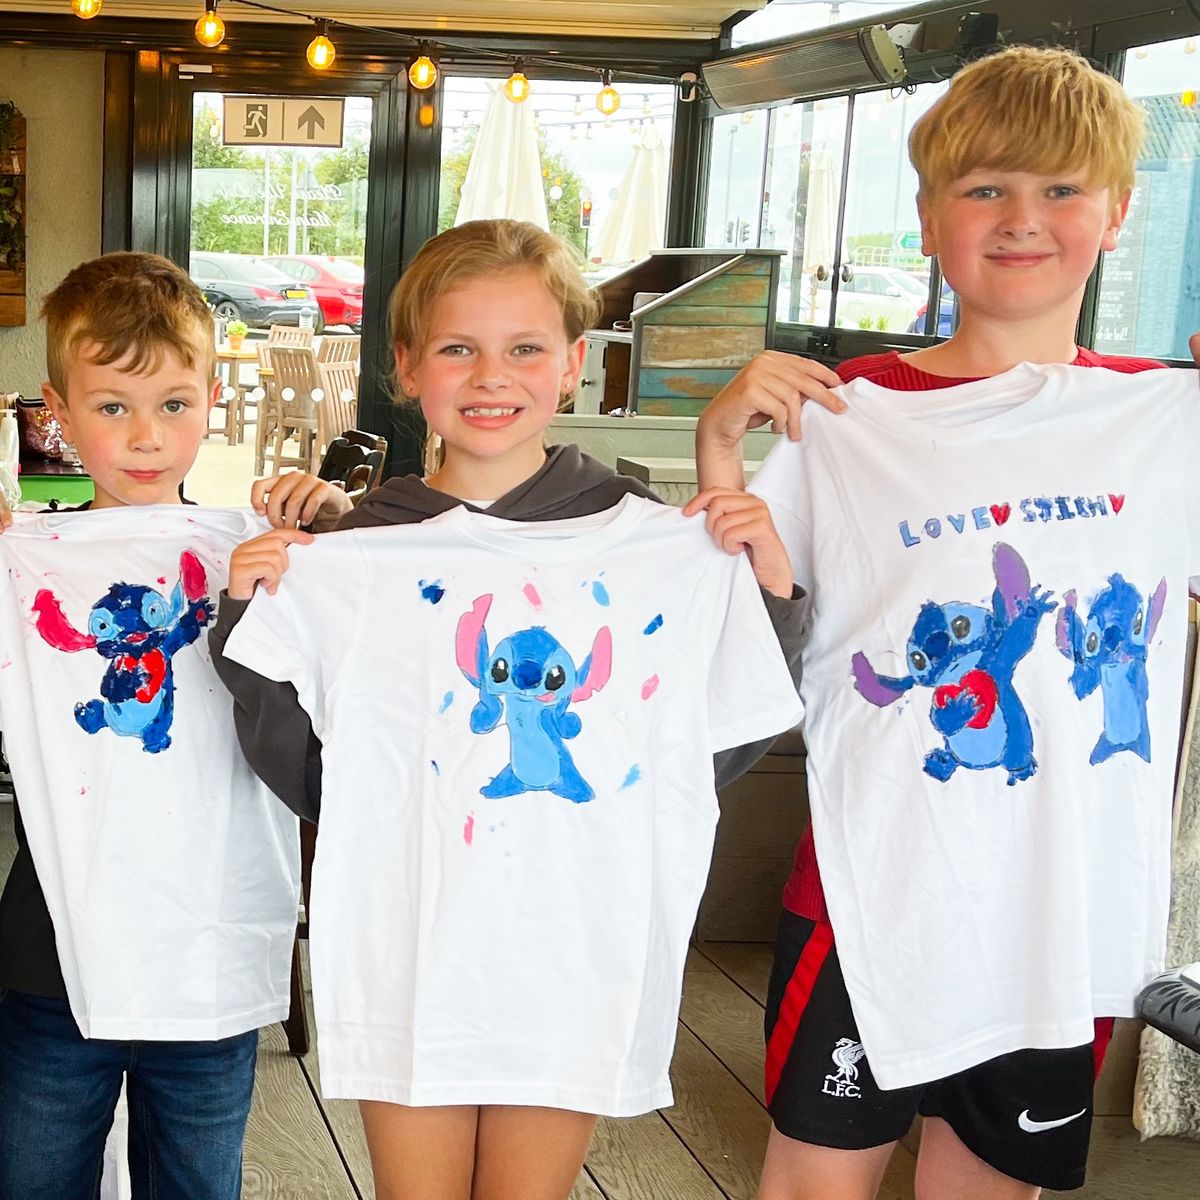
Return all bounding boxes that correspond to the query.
[267,324,315,347]
[314,361,359,470]
[316,334,361,365]
[208,384,241,443]
[264,346,321,474]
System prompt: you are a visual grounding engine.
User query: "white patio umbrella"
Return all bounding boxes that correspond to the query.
[799,144,838,323]
[455,84,549,229]
[593,123,669,266]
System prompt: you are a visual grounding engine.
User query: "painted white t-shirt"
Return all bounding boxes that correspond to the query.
[750,362,1200,1089]
[223,495,804,1113]
[0,507,301,1040]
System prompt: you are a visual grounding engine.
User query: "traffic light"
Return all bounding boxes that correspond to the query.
[580,199,593,228]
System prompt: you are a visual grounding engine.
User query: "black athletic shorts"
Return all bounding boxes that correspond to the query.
[764,910,1102,1192]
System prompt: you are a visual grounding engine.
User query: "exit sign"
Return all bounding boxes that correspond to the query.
[222,96,345,148]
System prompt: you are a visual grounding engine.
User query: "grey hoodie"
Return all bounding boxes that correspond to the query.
[209,444,806,822]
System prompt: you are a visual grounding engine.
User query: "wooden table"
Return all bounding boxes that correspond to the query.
[213,342,263,444]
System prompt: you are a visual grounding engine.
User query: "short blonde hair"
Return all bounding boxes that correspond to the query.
[388,219,601,357]
[909,46,1144,198]
[42,252,216,400]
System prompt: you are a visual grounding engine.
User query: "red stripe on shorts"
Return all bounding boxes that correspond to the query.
[764,921,835,1106]
[1093,1017,1115,1080]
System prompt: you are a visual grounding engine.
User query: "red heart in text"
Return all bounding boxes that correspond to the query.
[990,503,1011,526]
[1109,494,1125,514]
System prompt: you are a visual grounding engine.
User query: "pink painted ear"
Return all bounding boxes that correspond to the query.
[179,551,208,601]
[1145,578,1168,643]
[572,626,612,703]
[32,589,96,652]
[456,594,492,684]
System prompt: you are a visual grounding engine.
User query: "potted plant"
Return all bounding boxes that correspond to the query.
[225,319,248,350]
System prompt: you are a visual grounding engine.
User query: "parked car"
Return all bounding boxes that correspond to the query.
[264,255,364,332]
[189,252,319,330]
[908,280,957,337]
[809,266,928,332]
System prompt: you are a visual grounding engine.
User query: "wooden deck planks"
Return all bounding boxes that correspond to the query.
[586,1110,723,1199]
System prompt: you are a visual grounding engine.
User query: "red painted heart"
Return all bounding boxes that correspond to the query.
[933,669,999,730]
[1109,493,1125,514]
[990,503,1011,526]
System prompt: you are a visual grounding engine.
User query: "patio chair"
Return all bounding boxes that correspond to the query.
[316,334,361,365]
[314,361,359,469]
[264,345,321,475]
[267,324,315,347]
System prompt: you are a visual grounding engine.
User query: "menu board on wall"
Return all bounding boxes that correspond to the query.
[1094,170,1150,355]
[0,102,26,327]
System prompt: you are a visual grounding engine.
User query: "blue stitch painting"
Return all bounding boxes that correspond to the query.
[851,543,1054,785]
[1056,574,1166,764]
[455,593,612,803]
[31,551,213,754]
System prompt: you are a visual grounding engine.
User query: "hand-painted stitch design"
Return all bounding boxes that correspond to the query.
[456,594,612,803]
[31,551,213,754]
[851,543,1054,785]
[1056,574,1166,764]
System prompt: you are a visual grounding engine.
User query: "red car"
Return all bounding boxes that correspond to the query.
[264,255,364,332]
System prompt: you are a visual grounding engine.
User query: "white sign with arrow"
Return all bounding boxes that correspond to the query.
[222,96,345,148]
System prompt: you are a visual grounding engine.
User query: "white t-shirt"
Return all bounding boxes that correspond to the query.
[750,362,1200,1089]
[223,495,804,1113]
[0,506,301,1040]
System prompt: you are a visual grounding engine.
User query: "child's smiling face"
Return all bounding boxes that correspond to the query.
[919,167,1128,328]
[44,337,218,510]
[395,267,586,484]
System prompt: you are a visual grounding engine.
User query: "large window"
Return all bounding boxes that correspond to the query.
[438,77,676,283]
[1094,37,1200,361]
[700,81,947,328]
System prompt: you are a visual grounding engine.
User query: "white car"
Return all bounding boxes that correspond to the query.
[805,266,928,332]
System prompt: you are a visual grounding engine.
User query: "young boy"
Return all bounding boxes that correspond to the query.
[695,46,1200,1200]
[0,251,351,1199]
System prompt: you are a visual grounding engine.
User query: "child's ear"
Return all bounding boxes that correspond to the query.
[207,377,220,413]
[916,192,937,257]
[394,345,418,397]
[561,336,586,393]
[41,382,73,442]
[1100,187,1132,254]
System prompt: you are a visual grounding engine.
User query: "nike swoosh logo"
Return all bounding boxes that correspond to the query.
[1018,1108,1087,1133]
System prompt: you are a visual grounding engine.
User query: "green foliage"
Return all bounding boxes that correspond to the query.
[225,319,248,336]
[0,102,23,272]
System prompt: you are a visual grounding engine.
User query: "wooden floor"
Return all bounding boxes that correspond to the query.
[2,803,1200,1198]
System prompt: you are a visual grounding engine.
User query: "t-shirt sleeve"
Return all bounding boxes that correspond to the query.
[747,436,816,592]
[220,539,364,739]
[704,551,805,755]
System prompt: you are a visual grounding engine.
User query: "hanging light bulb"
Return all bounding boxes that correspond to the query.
[194,0,225,48]
[1183,89,1198,107]
[504,59,531,103]
[1134,46,1148,59]
[306,19,336,69]
[596,69,621,116]
[71,0,102,18]
[573,94,583,117]
[642,94,652,116]
[585,123,594,140]
[408,42,438,90]
[1186,38,1197,54]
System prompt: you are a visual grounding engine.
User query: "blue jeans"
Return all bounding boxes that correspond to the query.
[0,988,258,1200]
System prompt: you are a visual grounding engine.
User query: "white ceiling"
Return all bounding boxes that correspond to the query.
[0,0,769,38]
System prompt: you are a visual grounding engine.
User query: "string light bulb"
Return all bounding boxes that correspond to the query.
[194,0,225,48]
[596,69,621,116]
[306,20,336,70]
[504,59,531,103]
[71,0,102,19]
[1183,89,1198,107]
[409,44,438,90]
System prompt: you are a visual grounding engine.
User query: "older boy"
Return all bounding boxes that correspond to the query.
[695,47,1200,1200]
[0,252,350,1200]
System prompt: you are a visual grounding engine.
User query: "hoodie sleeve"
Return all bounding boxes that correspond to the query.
[712,583,806,788]
[208,593,323,822]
